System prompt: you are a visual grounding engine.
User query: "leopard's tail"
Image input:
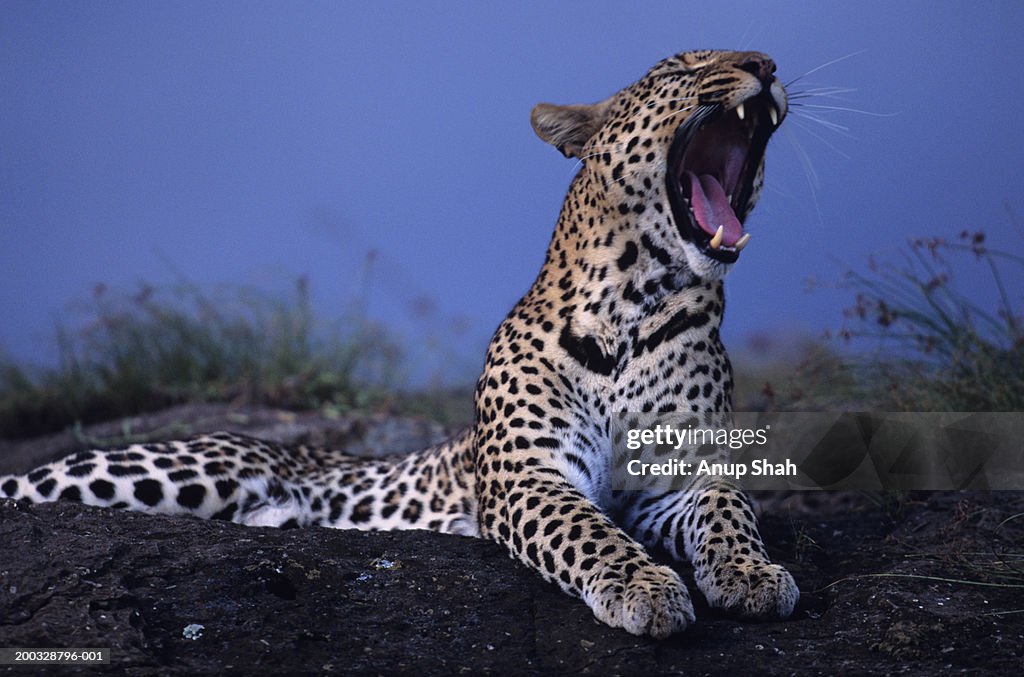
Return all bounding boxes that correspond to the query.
[0,429,479,536]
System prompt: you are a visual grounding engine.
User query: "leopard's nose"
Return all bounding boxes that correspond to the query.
[737,53,776,83]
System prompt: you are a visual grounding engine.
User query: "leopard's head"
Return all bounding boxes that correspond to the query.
[532,49,787,280]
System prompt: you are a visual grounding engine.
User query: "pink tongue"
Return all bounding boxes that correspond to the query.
[686,171,743,247]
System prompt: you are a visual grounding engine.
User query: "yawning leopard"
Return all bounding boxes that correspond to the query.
[2,49,799,638]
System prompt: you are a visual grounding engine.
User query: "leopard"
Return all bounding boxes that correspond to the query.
[1,49,799,638]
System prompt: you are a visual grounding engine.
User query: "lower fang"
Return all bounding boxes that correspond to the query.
[735,233,752,251]
[709,225,724,249]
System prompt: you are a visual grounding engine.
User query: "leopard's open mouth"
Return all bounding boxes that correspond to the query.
[666,92,780,263]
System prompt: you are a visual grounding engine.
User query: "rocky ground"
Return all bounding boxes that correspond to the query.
[1,405,1022,675]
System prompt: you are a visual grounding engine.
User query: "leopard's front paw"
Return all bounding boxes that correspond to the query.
[696,560,799,619]
[586,563,695,638]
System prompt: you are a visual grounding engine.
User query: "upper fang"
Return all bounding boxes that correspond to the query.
[736,102,745,121]
[769,106,778,126]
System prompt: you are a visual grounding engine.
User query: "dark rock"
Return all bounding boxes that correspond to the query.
[2,493,1023,675]
[2,402,1022,674]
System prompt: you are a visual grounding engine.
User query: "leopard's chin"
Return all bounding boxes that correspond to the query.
[666,91,780,265]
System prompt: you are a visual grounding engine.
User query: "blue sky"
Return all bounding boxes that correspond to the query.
[2,1,1022,383]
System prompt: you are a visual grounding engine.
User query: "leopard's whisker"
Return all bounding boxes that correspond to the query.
[793,103,898,118]
[788,86,858,101]
[790,109,855,137]
[785,49,867,88]
[782,125,824,223]
[788,117,852,159]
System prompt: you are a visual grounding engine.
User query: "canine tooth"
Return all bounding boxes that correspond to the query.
[736,102,745,121]
[735,233,752,251]
[769,106,778,127]
[710,225,724,249]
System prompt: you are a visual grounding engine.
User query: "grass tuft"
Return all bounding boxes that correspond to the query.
[0,277,405,439]
[835,230,1023,411]
[757,230,1023,412]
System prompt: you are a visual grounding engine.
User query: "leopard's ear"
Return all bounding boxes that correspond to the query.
[530,98,612,159]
